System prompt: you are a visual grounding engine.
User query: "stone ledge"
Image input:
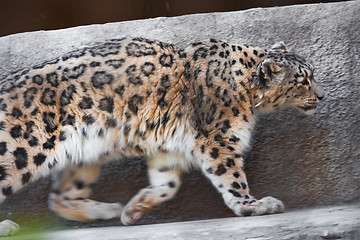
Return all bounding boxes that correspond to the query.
[5,203,360,240]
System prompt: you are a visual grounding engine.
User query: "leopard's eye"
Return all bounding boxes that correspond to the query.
[300,79,309,85]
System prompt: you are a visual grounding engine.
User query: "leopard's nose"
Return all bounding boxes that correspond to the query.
[316,94,324,101]
[313,81,325,101]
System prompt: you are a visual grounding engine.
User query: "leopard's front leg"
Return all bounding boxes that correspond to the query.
[197,134,284,217]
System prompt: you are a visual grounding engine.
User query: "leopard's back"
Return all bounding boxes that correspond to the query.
[0,38,195,191]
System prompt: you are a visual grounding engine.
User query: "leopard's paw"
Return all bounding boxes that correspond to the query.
[0,220,20,236]
[120,204,145,226]
[120,210,135,226]
[255,196,285,215]
[238,196,285,216]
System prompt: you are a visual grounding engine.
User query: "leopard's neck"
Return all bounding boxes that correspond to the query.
[230,44,267,115]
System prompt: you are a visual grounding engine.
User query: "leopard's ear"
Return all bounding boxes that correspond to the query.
[254,59,284,89]
[271,41,287,51]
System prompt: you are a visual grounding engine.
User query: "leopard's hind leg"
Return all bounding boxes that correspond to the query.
[48,163,122,222]
[121,153,183,225]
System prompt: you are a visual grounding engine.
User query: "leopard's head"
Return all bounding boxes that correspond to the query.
[252,42,324,115]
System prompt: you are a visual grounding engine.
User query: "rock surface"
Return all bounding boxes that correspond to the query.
[4,203,360,240]
[0,0,359,230]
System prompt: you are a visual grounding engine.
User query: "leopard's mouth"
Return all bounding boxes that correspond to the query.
[297,100,319,114]
[297,104,317,111]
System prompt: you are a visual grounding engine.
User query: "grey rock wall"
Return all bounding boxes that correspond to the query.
[0,1,359,229]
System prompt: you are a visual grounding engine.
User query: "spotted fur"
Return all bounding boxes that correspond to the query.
[0,38,324,234]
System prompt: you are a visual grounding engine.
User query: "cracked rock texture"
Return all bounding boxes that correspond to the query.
[0,0,359,230]
[39,204,360,240]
